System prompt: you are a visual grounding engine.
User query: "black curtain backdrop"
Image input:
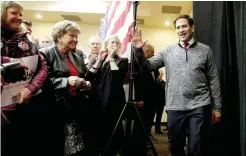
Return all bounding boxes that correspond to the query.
[193,1,246,156]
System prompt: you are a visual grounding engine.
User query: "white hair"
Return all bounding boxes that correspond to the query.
[88,36,102,44]
[103,35,122,56]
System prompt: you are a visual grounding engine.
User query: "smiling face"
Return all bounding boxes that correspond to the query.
[3,6,23,32]
[58,29,79,50]
[175,18,194,42]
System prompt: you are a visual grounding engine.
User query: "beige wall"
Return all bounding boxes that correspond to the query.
[141,27,178,52]
[190,8,193,18]
[32,22,178,54]
[32,21,178,122]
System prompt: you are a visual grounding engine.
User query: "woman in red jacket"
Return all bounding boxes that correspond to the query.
[1,1,48,156]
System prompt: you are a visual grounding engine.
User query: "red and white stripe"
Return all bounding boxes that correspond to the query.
[104,1,134,54]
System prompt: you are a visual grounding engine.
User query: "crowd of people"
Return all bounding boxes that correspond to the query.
[1,1,221,156]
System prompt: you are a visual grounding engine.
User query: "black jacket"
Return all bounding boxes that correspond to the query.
[39,45,94,97]
[93,56,128,108]
[134,67,160,103]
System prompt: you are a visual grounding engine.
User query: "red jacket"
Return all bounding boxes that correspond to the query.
[1,27,48,95]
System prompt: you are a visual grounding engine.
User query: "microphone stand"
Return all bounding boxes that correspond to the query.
[102,1,158,156]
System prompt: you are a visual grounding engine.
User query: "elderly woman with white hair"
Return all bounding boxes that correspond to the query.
[90,35,128,155]
[40,20,106,156]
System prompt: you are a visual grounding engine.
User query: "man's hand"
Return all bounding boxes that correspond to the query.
[19,87,32,104]
[212,109,221,124]
[131,27,147,48]
[136,101,144,107]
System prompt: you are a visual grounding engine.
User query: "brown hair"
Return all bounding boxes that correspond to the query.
[1,1,23,23]
[173,14,194,28]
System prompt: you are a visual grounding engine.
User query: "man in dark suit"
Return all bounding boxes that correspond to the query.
[135,44,159,134]
[154,70,166,134]
[130,44,163,155]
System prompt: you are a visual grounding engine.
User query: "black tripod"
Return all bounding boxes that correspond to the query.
[102,2,158,156]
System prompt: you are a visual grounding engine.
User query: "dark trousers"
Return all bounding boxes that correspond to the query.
[154,100,165,131]
[167,105,212,156]
[98,100,125,156]
[142,100,157,134]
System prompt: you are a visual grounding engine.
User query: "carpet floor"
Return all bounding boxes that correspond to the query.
[150,126,171,156]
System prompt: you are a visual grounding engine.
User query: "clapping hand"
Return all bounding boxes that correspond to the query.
[98,48,108,61]
[109,44,117,58]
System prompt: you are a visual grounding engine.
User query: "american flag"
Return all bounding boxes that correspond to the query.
[99,1,134,54]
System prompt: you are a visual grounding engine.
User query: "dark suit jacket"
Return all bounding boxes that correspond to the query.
[134,66,159,102]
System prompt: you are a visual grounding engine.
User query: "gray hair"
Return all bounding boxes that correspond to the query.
[88,36,102,44]
[51,20,80,44]
[1,1,23,23]
[38,36,53,48]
